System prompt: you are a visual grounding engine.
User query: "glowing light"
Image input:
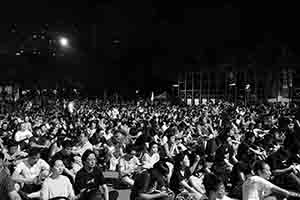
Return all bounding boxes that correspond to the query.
[59,37,69,47]
[245,84,250,90]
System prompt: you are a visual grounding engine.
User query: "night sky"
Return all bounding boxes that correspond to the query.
[0,2,299,95]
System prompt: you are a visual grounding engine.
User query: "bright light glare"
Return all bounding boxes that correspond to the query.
[245,84,250,90]
[59,37,69,47]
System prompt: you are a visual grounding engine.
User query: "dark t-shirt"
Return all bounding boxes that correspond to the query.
[130,169,166,200]
[169,168,191,194]
[230,161,250,186]
[89,135,107,146]
[237,142,250,161]
[0,167,15,200]
[266,148,291,170]
[74,166,105,195]
[130,170,153,200]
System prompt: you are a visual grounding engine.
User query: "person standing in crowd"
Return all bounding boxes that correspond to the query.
[242,160,300,200]
[0,152,22,200]
[75,149,110,200]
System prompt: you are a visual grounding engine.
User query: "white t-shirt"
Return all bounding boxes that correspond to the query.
[73,141,93,156]
[142,152,160,169]
[14,159,50,180]
[242,176,274,200]
[14,130,33,142]
[41,175,74,200]
[217,195,235,200]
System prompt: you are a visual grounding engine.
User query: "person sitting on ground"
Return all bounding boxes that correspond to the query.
[118,147,141,187]
[51,140,78,181]
[40,159,75,200]
[12,147,50,194]
[141,142,160,169]
[130,160,174,200]
[0,151,22,200]
[74,149,110,200]
[242,160,300,200]
[72,132,93,157]
[170,152,204,200]
[3,140,28,172]
[203,173,235,200]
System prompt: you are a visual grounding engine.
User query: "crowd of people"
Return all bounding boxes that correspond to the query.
[1,94,300,200]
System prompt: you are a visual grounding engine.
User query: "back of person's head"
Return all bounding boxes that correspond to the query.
[62,140,73,149]
[203,173,224,194]
[252,160,266,174]
[245,131,255,140]
[153,160,169,176]
[7,140,18,149]
[215,145,229,162]
[28,147,41,158]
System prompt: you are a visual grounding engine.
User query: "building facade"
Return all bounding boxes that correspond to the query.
[177,63,299,105]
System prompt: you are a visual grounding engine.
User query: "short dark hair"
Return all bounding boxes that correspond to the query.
[28,148,41,157]
[7,140,18,148]
[253,160,267,174]
[81,149,96,163]
[203,173,224,193]
[0,152,4,160]
[174,152,188,168]
[153,161,169,176]
[50,158,62,168]
[62,140,73,148]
